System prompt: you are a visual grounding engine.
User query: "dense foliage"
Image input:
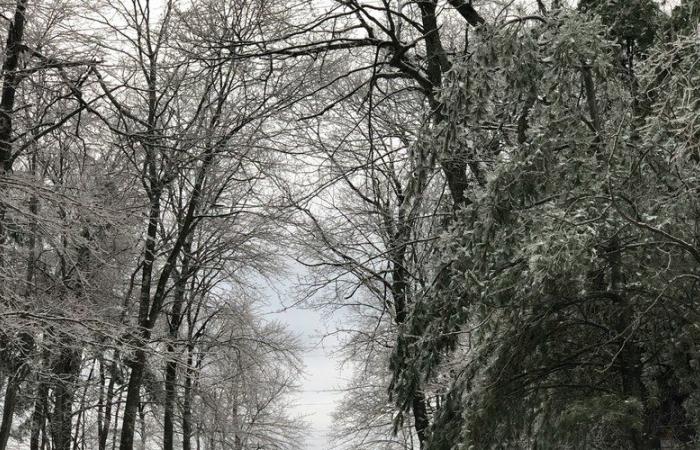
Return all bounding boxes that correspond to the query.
[390,3,700,449]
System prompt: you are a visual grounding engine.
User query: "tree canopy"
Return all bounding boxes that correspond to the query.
[1,0,699,449]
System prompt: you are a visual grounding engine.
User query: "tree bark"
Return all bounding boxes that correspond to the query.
[138,403,147,450]
[411,391,430,448]
[98,354,118,450]
[0,331,31,450]
[120,348,148,450]
[182,348,194,450]
[0,0,28,171]
[0,3,30,443]
[164,238,193,450]
[72,361,94,450]
[163,346,177,450]
[51,344,82,450]
[0,374,21,450]
[119,187,161,450]
[29,379,48,450]
[111,390,122,450]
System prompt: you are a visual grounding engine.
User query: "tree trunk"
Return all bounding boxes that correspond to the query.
[111,390,122,450]
[29,376,49,450]
[0,374,21,450]
[72,360,94,450]
[163,342,178,450]
[98,354,118,450]
[120,187,160,450]
[0,331,31,450]
[26,154,43,450]
[164,239,193,450]
[0,3,30,445]
[138,403,146,450]
[51,344,82,450]
[0,0,28,171]
[120,349,147,450]
[411,391,430,448]
[182,348,194,450]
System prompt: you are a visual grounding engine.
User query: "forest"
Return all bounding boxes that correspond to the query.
[0,0,699,448]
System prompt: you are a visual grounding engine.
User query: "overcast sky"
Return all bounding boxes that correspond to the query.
[261,264,349,450]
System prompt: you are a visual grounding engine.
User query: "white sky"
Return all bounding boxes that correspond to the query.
[261,266,350,450]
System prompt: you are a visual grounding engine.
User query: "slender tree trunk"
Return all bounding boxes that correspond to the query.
[182,347,195,450]
[26,153,44,450]
[111,390,122,450]
[164,239,193,450]
[97,359,105,450]
[120,349,147,450]
[29,379,48,450]
[120,187,160,450]
[384,3,482,441]
[41,414,48,450]
[162,342,178,450]
[72,361,94,450]
[98,354,118,450]
[138,403,146,450]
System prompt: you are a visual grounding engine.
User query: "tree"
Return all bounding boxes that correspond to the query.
[1,0,307,448]
[388,5,700,449]
[0,0,105,446]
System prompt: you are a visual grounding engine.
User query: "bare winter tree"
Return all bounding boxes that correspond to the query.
[1,0,308,448]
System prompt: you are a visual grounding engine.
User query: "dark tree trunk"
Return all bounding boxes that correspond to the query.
[182,348,194,450]
[51,344,82,450]
[383,1,484,446]
[0,374,21,450]
[0,0,28,289]
[26,154,43,450]
[72,361,94,450]
[0,0,28,171]
[162,342,178,450]
[138,403,146,450]
[111,390,122,450]
[0,3,30,445]
[119,187,160,450]
[164,239,193,450]
[411,391,430,448]
[120,348,147,450]
[29,376,49,450]
[98,354,118,450]
[0,332,31,450]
